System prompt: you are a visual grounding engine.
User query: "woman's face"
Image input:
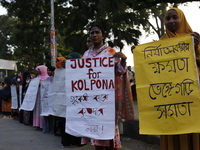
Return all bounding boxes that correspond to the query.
[89,27,103,45]
[86,38,93,48]
[165,9,180,33]
[17,77,21,83]
[47,69,53,76]
[26,76,31,83]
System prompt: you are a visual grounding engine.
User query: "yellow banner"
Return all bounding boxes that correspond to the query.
[134,34,200,135]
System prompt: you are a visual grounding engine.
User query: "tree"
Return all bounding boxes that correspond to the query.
[53,0,144,53]
[126,0,198,10]
[0,0,197,73]
[1,0,52,72]
[140,3,178,40]
[0,15,16,60]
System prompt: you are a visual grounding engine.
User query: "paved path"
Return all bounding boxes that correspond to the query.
[0,114,160,150]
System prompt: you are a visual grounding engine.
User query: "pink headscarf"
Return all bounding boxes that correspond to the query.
[35,65,49,81]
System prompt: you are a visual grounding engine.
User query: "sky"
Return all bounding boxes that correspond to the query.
[0,2,200,68]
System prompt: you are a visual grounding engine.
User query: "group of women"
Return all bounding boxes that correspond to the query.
[83,7,200,150]
[0,7,200,150]
[0,73,35,121]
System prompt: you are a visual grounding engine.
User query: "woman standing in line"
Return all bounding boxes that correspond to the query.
[160,7,200,150]
[81,24,135,150]
[42,66,55,134]
[53,57,66,137]
[33,65,49,130]
[0,77,12,118]
[22,72,33,125]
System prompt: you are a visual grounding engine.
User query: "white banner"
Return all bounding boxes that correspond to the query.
[65,57,115,140]
[51,68,66,117]
[11,85,18,109]
[19,78,40,111]
[40,80,53,116]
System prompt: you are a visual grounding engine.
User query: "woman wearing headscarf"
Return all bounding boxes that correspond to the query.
[36,65,53,133]
[36,65,49,81]
[52,57,67,137]
[0,77,12,118]
[33,65,49,130]
[56,57,66,69]
[160,7,200,150]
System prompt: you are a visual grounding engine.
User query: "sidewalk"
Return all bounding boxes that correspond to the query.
[0,113,159,150]
[123,102,160,145]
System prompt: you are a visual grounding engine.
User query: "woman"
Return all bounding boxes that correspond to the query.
[0,77,12,118]
[160,8,200,150]
[53,57,66,137]
[33,65,49,130]
[15,75,24,123]
[82,24,135,150]
[22,72,33,125]
[42,66,54,134]
[47,66,55,77]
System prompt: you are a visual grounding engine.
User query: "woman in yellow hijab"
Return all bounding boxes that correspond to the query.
[161,7,200,64]
[160,7,200,150]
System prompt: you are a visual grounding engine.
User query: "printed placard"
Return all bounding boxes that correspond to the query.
[40,80,53,116]
[19,78,40,111]
[51,68,67,117]
[11,85,18,109]
[134,34,200,135]
[65,57,115,139]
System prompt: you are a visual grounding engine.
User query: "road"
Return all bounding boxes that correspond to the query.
[0,114,160,150]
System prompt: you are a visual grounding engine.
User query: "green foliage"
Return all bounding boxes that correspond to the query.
[53,0,143,53]
[1,0,51,73]
[0,15,16,60]
[139,3,180,39]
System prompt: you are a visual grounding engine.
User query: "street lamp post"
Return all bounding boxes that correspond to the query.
[50,0,56,67]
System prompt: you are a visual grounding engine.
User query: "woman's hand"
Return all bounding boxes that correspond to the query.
[192,32,200,52]
[113,52,127,60]
[113,52,127,67]
[192,32,200,66]
[131,45,135,53]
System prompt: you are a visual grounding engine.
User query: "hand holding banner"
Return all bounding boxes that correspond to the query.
[134,34,200,135]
